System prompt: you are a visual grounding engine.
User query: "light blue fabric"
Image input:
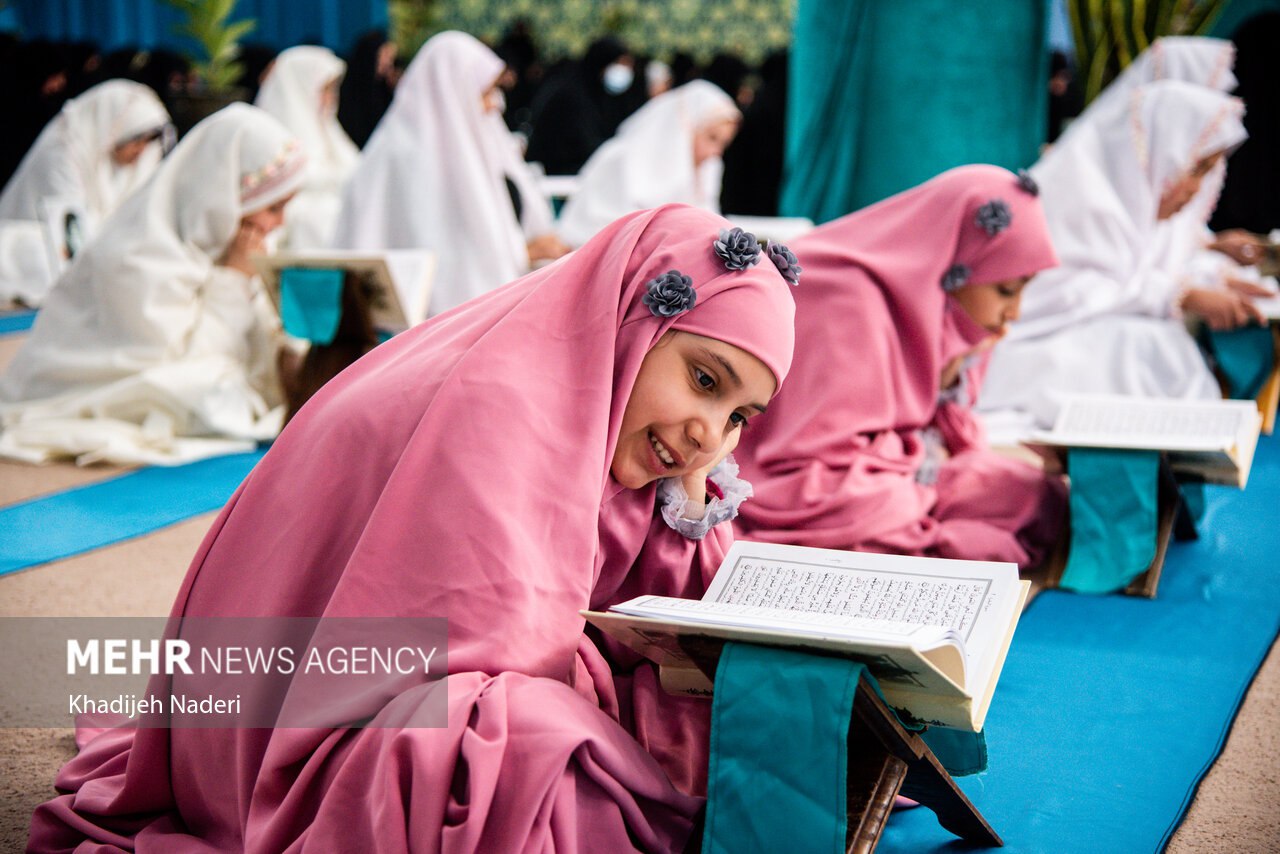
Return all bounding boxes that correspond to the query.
[1059,448,1160,594]
[782,0,1048,221]
[1208,326,1274,401]
[0,448,265,576]
[0,310,37,336]
[703,643,860,854]
[880,433,1280,853]
[280,267,344,345]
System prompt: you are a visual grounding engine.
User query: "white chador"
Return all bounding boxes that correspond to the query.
[1067,36,1249,295]
[0,80,171,305]
[979,80,1247,427]
[330,31,554,316]
[1140,39,1263,294]
[254,45,359,250]
[1058,35,1237,147]
[0,104,306,466]
[556,80,740,248]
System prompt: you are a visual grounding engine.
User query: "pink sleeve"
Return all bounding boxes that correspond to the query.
[599,513,731,797]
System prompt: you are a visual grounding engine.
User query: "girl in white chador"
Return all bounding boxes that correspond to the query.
[978,80,1249,427]
[1136,39,1275,305]
[0,79,172,305]
[0,104,306,466]
[330,31,567,316]
[254,45,359,250]
[1055,37,1269,310]
[556,80,741,248]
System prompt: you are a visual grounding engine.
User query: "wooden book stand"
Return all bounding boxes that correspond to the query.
[681,637,1002,853]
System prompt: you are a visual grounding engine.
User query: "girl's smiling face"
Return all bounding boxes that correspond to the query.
[612,330,775,489]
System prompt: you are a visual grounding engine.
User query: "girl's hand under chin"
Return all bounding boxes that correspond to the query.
[678,428,741,520]
[218,221,268,277]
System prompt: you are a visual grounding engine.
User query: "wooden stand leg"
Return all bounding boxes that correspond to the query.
[847,677,1002,851]
[845,731,908,853]
[1125,455,1195,597]
[897,744,1001,845]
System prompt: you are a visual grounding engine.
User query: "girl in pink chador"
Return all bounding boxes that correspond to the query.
[734,165,1066,569]
[28,204,796,852]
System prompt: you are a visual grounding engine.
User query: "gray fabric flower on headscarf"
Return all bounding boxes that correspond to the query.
[713,227,761,270]
[1016,169,1039,196]
[975,199,1013,236]
[643,270,697,317]
[766,241,802,286]
[941,263,970,292]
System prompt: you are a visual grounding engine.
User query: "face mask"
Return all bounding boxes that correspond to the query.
[486,90,506,114]
[602,63,634,95]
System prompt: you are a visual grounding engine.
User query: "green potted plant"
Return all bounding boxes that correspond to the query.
[162,0,258,134]
[1068,0,1227,106]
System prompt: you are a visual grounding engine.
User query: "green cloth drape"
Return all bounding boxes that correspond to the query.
[702,643,861,854]
[782,0,1049,222]
[1208,326,1275,401]
[1060,448,1161,594]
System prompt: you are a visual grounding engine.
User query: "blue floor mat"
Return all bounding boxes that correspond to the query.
[0,309,36,336]
[0,449,265,576]
[881,435,1280,853]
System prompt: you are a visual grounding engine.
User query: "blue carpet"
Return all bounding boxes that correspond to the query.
[0,449,265,576]
[881,435,1280,853]
[0,309,36,336]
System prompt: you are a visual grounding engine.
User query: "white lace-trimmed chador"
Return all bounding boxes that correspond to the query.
[0,104,306,465]
[254,45,359,250]
[329,31,555,316]
[0,79,171,304]
[556,80,741,248]
[979,80,1246,427]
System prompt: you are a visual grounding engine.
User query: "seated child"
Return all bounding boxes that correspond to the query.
[734,165,1066,569]
[29,204,798,852]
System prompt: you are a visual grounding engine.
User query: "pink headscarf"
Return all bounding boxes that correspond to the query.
[734,164,1057,549]
[30,204,795,852]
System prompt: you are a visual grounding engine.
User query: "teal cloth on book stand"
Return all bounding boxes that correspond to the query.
[1060,448,1160,594]
[703,643,861,854]
[280,267,344,344]
[921,727,987,777]
[1180,479,1206,525]
[1208,326,1274,400]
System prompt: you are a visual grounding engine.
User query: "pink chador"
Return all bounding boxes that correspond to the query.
[28,205,797,852]
[734,165,1066,568]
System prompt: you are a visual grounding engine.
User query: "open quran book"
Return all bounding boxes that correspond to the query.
[1027,394,1261,488]
[583,541,1028,731]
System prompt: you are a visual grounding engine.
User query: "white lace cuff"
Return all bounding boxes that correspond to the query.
[938,356,976,407]
[657,455,753,540]
[915,426,946,486]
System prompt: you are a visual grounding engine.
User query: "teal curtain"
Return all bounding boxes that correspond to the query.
[782,0,1049,222]
[1212,0,1280,36]
[8,0,388,54]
